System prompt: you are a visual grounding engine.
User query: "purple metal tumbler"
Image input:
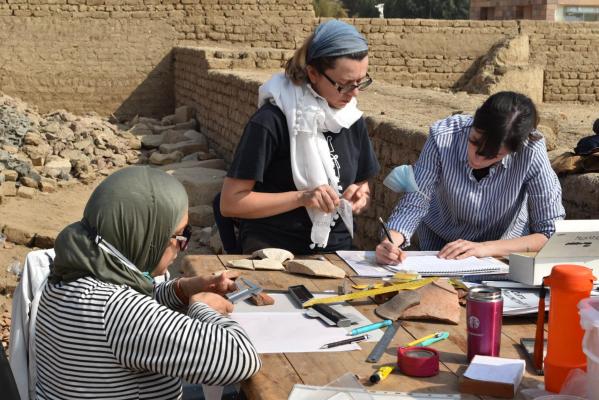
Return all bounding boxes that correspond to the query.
[466,286,503,361]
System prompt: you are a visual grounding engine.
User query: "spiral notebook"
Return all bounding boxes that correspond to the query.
[337,251,509,277]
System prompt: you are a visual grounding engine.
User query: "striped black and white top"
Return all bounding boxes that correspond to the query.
[34,277,261,399]
[388,114,565,250]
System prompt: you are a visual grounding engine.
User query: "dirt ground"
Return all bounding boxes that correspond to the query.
[0,178,103,324]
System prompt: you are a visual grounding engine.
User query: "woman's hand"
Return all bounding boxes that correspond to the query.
[300,185,340,213]
[180,271,240,298]
[375,239,407,265]
[207,271,240,295]
[438,239,492,259]
[342,182,370,214]
[190,292,234,315]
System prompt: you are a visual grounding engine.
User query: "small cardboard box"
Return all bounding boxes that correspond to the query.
[509,220,599,285]
[459,355,525,399]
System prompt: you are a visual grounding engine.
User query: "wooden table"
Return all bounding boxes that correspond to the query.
[180,254,545,400]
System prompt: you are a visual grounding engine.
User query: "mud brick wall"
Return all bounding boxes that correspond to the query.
[173,47,262,161]
[346,18,599,102]
[347,18,519,90]
[0,0,314,118]
[522,21,599,102]
[3,3,599,124]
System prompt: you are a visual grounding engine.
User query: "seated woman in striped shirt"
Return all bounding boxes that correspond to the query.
[376,91,565,264]
[35,166,261,399]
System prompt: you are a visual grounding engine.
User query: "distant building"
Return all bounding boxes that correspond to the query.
[470,0,599,21]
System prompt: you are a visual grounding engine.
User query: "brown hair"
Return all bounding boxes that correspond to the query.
[285,34,314,85]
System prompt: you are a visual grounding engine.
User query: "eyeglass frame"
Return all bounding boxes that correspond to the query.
[171,224,192,251]
[321,71,373,94]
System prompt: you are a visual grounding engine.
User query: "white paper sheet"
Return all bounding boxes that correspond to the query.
[464,355,525,385]
[230,293,384,354]
[337,250,509,277]
[230,312,361,353]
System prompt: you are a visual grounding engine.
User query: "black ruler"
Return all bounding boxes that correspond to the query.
[366,321,401,363]
[288,284,351,327]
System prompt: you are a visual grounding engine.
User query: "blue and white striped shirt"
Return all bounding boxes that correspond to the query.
[388,114,565,250]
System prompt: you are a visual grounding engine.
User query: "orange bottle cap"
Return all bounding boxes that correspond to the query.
[545,264,596,291]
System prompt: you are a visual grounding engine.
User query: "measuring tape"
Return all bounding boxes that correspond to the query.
[398,346,440,377]
[301,277,437,308]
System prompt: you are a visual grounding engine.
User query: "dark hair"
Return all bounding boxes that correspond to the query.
[471,91,539,158]
[285,33,368,85]
[593,118,599,135]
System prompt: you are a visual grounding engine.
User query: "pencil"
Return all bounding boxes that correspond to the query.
[378,217,394,244]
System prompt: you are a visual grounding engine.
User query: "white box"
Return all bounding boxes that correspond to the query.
[509,220,599,285]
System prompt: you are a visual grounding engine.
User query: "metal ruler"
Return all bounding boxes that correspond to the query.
[366,320,401,363]
[225,278,262,303]
[301,277,437,307]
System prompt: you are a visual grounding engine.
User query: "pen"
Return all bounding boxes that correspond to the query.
[370,365,394,383]
[378,217,395,244]
[348,320,392,336]
[419,331,449,347]
[404,331,449,347]
[320,334,369,349]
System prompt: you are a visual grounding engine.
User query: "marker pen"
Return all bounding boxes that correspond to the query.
[348,319,392,336]
[370,365,394,383]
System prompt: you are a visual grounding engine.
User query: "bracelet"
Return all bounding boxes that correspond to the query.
[174,278,189,305]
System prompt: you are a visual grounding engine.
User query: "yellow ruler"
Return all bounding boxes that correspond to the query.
[302,277,437,308]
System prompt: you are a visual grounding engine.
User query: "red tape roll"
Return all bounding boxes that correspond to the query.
[397,346,440,377]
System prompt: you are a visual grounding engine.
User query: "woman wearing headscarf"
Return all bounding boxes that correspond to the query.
[220,20,380,255]
[376,92,565,264]
[34,166,261,399]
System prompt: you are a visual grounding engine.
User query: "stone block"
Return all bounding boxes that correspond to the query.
[40,178,56,193]
[0,182,17,197]
[149,151,184,166]
[189,205,215,227]
[4,170,18,182]
[174,105,195,124]
[141,134,164,149]
[159,140,208,156]
[19,176,38,189]
[159,158,226,172]
[17,186,35,199]
[43,157,72,178]
[3,224,34,246]
[169,167,226,207]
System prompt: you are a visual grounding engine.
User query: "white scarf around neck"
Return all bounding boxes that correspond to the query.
[258,73,363,249]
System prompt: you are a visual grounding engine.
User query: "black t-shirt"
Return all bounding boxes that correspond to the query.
[227,103,380,255]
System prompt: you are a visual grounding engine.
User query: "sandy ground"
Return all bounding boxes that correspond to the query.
[0,178,104,324]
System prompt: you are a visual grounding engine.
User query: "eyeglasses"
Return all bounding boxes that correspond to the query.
[171,224,192,251]
[321,72,373,94]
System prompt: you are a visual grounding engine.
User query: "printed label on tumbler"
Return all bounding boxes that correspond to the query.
[468,315,480,329]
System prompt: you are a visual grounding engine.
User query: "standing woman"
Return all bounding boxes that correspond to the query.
[34,167,260,399]
[376,91,565,264]
[220,20,380,254]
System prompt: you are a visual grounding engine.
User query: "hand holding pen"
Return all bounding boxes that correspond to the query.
[375,217,407,265]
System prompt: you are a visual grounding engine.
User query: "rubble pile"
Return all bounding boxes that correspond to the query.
[0,93,141,197]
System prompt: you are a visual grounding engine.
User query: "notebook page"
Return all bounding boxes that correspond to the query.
[337,251,508,277]
[389,254,508,275]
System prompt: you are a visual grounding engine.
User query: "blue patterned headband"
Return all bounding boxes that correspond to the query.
[306,20,368,63]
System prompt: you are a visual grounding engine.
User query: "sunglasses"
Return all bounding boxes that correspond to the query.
[322,72,373,94]
[171,224,192,251]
